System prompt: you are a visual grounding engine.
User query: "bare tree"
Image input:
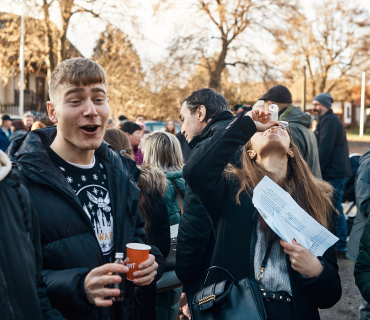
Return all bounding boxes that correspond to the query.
[45,0,135,61]
[157,0,298,90]
[93,25,183,120]
[273,0,370,97]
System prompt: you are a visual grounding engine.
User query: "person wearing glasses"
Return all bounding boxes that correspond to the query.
[259,85,321,178]
[183,108,341,320]
[312,92,351,256]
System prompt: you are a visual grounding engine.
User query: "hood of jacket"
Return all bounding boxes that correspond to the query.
[359,147,370,166]
[7,126,140,189]
[138,165,167,197]
[9,129,27,143]
[280,105,312,129]
[0,150,11,182]
[166,169,184,188]
[189,111,234,149]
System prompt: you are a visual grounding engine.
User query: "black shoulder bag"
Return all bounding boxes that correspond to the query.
[191,243,273,320]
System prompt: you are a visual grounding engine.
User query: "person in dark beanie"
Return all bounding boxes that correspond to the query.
[176,88,242,316]
[313,92,351,255]
[260,85,321,178]
[118,115,127,121]
[0,114,12,152]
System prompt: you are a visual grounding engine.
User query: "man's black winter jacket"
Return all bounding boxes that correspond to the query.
[0,155,65,320]
[7,127,164,320]
[176,111,242,287]
[314,109,351,180]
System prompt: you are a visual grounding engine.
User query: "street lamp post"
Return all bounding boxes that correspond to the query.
[19,0,25,117]
[360,71,365,138]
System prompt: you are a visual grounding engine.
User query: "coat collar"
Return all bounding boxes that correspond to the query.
[189,111,234,149]
[319,108,333,120]
[7,125,140,209]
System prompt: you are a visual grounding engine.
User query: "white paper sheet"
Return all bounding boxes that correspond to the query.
[252,176,339,257]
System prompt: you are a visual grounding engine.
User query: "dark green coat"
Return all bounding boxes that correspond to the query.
[164,170,185,226]
[279,105,321,178]
[354,196,370,302]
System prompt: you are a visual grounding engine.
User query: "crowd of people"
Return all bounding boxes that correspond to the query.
[1,57,370,320]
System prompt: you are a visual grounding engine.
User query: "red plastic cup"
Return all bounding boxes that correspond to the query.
[125,243,151,281]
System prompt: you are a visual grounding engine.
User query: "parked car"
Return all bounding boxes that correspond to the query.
[144,121,181,133]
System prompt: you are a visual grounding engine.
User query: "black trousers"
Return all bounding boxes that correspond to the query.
[264,300,295,320]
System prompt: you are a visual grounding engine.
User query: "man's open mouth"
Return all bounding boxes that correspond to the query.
[80,125,99,133]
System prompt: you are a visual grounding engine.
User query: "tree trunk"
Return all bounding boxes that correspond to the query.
[208,40,228,90]
[59,0,74,61]
[42,0,54,82]
[305,58,316,98]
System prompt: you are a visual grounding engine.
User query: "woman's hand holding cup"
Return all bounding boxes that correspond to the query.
[245,109,278,132]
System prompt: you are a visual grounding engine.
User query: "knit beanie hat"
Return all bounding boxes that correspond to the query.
[259,85,292,104]
[313,92,333,109]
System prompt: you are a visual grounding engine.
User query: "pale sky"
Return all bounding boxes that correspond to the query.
[1,0,370,72]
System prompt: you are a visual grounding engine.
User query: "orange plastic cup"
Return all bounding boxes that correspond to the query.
[125,243,151,281]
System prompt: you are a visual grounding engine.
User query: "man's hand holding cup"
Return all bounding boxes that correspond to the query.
[125,243,158,286]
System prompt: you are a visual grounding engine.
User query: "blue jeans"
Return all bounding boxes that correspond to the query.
[329,177,349,252]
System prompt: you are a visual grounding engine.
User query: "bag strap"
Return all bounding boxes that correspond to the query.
[257,242,273,282]
[200,266,236,289]
[171,181,183,215]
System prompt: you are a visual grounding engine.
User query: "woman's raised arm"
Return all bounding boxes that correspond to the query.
[183,112,257,221]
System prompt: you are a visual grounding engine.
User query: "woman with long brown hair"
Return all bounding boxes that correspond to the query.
[9,120,27,143]
[165,119,176,135]
[103,128,133,159]
[183,110,341,320]
[138,131,185,320]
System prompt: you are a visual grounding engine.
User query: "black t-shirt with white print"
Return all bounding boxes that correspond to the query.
[47,147,114,263]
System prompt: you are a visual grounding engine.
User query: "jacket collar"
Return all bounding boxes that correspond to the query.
[278,105,295,120]
[7,125,139,204]
[319,108,333,120]
[189,111,234,149]
[0,126,11,136]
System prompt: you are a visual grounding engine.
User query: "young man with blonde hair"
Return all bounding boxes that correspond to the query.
[8,58,163,320]
[22,112,34,131]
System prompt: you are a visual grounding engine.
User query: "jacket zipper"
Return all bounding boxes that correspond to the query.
[0,261,16,320]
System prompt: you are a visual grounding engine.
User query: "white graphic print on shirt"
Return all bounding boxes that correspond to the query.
[79,185,113,255]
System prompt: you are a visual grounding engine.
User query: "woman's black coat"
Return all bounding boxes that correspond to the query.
[7,127,164,320]
[183,113,342,320]
[136,166,171,320]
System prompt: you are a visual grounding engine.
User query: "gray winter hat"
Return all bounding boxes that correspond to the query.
[313,92,333,109]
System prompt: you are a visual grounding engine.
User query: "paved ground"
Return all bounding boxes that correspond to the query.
[320,257,361,320]
[348,140,370,155]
